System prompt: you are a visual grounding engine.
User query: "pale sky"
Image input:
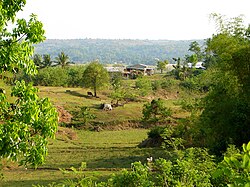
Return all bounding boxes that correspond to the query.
[18,0,250,40]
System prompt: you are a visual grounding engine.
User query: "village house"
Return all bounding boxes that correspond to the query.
[105,64,155,79]
[125,64,155,77]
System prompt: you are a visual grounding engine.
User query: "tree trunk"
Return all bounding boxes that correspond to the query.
[94,86,97,97]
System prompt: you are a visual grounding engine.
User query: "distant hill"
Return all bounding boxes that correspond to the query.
[34,39,205,65]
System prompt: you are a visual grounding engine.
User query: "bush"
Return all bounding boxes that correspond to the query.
[108,147,215,187]
[212,142,250,186]
[179,78,198,90]
[33,67,69,86]
[66,66,85,87]
[151,80,162,91]
[135,77,152,96]
[19,66,86,87]
[161,79,178,90]
[148,126,165,139]
[142,98,172,125]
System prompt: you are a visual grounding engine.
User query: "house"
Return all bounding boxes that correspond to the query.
[187,62,206,69]
[125,64,154,77]
[105,66,125,73]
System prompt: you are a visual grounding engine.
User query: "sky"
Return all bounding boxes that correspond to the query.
[18,0,250,40]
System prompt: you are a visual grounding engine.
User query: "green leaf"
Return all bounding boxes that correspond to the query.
[243,154,250,168]
[247,142,250,151]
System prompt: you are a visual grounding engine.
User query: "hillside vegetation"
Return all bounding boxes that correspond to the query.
[34,39,204,64]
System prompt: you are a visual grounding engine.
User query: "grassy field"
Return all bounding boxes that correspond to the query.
[1,75,192,186]
[37,84,188,127]
[2,129,166,186]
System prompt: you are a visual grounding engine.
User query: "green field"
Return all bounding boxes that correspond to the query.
[2,129,166,186]
[1,79,188,186]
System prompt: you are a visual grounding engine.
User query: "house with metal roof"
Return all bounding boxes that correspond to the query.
[125,64,154,76]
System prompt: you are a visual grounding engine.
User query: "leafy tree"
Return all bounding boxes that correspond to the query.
[171,57,189,80]
[156,59,169,74]
[110,88,126,106]
[55,51,71,68]
[188,54,198,67]
[0,81,58,167]
[33,54,43,69]
[110,73,123,90]
[194,14,250,154]
[66,66,85,87]
[188,41,203,61]
[82,61,109,97]
[0,0,58,167]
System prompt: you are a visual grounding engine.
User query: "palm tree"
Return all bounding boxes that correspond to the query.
[33,54,43,69]
[55,52,71,68]
[42,54,53,68]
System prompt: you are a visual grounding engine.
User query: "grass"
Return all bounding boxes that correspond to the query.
[2,129,165,186]
[37,85,188,128]
[1,76,194,186]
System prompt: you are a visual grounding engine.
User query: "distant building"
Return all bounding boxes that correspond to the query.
[187,62,206,69]
[125,64,154,76]
[105,66,125,73]
[105,64,155,79]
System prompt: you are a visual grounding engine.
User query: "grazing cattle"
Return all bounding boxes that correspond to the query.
[103,104,112,111]
[87,91,94,97]
[0,88,6,94]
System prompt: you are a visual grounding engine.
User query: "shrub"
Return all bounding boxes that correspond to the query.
[135,77,152,96]
[142,98,172,125]
[20,66,86,87]
[151,80,162,91]
[66,66,85,87]
[212,141,250,186]
[148,126,165,139]
[33,67,68,86]
[179,78,198,90]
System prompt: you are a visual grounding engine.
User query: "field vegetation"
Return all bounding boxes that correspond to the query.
[0,2,250,186]
[1,70,198,186]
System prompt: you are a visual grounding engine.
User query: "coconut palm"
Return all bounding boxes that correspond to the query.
[55,52,71,68]
[42,54,53,68]
[33,54,43,68]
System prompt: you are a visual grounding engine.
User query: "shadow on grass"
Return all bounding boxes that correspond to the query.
[91,103,103,109]
[65,91,103,102]
[1,178,74,187]
[42,147,165,170]
[85,148,166,169]
[65,90,86,98]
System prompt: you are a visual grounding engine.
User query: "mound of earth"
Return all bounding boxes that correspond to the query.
[56,106,73,124]
[56,126,77,140]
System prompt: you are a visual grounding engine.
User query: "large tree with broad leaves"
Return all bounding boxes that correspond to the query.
[0,0,58,168]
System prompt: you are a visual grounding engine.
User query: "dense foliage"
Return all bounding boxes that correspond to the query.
[0,81,57,167]
[0,0,58,167]
[193,14,250,154]
[21,66,86,87]
[34,39,203,65]
[142,99,172,125]
[82,61,110,97]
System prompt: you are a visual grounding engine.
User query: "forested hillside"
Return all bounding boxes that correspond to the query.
[34,39,204,64]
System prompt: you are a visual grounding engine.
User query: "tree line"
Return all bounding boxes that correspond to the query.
[34,38,203,65]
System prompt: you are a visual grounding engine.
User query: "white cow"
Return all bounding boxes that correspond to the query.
[103,104,112,111]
